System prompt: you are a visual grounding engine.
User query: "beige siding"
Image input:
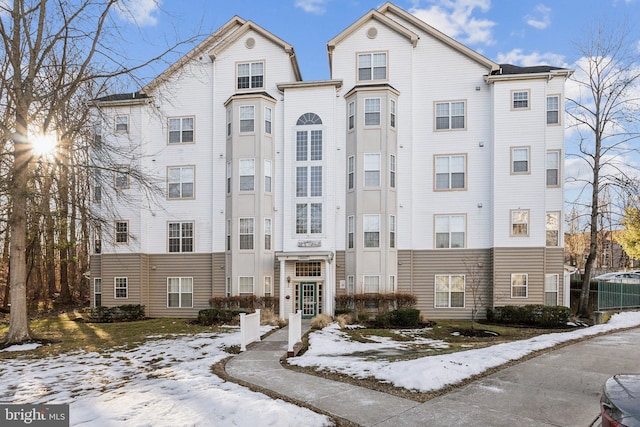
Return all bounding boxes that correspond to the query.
[493,247,553,306]
[545,247,565,305]
[398,249,492,319]
[146,254,213,318]
[90,255,102,307]
[100,253,143,307]
[212,252,226,296]
[335,250,346,295]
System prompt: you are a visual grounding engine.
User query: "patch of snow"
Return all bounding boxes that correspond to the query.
[1,343,42,352]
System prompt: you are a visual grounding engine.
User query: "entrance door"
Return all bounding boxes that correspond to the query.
[300,282,317,319]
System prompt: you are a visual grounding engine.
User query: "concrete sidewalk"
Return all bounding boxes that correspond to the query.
[225,323,640,426]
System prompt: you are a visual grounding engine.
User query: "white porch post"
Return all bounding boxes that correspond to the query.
[325,254,335,316]
[279,258,287,320]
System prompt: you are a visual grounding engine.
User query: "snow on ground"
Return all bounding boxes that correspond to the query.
[0,328,331,427]
[289,311,640,392]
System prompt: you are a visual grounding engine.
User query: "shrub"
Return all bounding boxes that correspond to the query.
[373,308,421,328]
[208,296,279,314]
[89,305,145,323]
[310,313,332,329]
[196,308,247,326]
[336,313,353,329]
[488,305,571,328]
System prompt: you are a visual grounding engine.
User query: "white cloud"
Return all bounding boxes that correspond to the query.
[294,0,329,15]
[525,4,551,30]
[409,0,496,46]
[495,48,567,67]
[115,0,160,27]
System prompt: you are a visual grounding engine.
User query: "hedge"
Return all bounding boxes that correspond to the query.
[89,304,146,323]
[373,308,421,328]
[334,293,417,313]
[486,305,571,328]
[208,296,278,313]
[196,308,248,326]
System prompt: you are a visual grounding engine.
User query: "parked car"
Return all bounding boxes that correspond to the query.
[593,272,640,284]
[600,374,640,427]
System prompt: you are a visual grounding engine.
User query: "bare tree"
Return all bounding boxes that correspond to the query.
[463,252,491,331]
[566,20,640,317]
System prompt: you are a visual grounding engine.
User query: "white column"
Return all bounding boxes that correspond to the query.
[325,255,335,316]
[279,258,287,320]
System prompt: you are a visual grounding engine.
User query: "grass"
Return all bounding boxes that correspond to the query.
[0,311,227,359]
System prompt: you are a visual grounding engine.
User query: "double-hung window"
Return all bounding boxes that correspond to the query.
[167,277,193,308]
[511,210,529,236]
[347,101,355,130]
[115,277,128,299]
[94,278,102,307]
[546,150,560,186]
[93,170,102,202]
[264,277,272,296]
[390,99,396,128]
[547,95,559,124]
[239,105,255,132]
[94,226,102,254]
[115,221,128,244]
[511,147,530,174]
[226,162,232,193]
[115,115,128,133]
[239,276,254,295]
[264,106,272,134]
[435,155,465,190]
[512,90,530,109]
[364,153,380,187]
[168,222,194,253]
[226,219,231,251]
[94,124,102,148]
[364,98,381,126]
[389,155,396,188]
[168,166,194,199]
[364,214,380,248]
[239,159,255,191]
[347,156,355,190]
[168,117,194,144]
[239,218,254,250]
[435,275,465,308]
[264,218,272,250]
[226,108,232,137]
[389,215,396,248]
[545,274,559,305]
[115,166,129,189]
[358,52,387,81]
[347,215,355,249]
[237,61,264,89]
[435,215,466,248]
[364,276,380,293]
[546,211,560,246]
[435,101,465,130]
[264,159,272,192]
[511,273,528,298]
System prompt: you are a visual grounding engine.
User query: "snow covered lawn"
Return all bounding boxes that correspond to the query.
[289,311,640,392]
[0,328,331,427]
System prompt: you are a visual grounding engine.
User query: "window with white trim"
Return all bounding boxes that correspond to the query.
[94,225,102,254]
[511,147,529,174]
[264,106,272,134]
[115,115,128,133]
[239,159,255,191]
[435,155,465,190]
[93,170,102,202]
[511,210,529,237]
[546,211,560,247]
[237,61,264,89]
[264,218,272,250]
[296,203,322,234]
[239,276,254,295]
[115,166,129,189]
[239,218,254,250]
[358,52,387,81]
[364,98,381,126]
[511,273,528,298]
[296,129,323,161]
[226,162,232,193]
[226,219,231,251]
[264,159,272,192]
[264,276,272,296]
[348,101,355,130]
[389,215,396,249]
[364,275,380,293]
[435,215,466,248]
[94,124,102,148]
[364,153,380,187]
[226,107,232,137]
[94,278,102,307]
[296,166,322,197]
[115,221,128,244]
[512,90,529,109]
[389,154,396,188]
[168,166,194,199]
[546,150,560,186]
[545,274,559,305]
[364,214,380,248]
[347,215,355,249]
[389,275,396,292]
[114,277,128,299]
[390,99,396,128]
[226,277,231,297]
[167,277,193,308]
[347,156,355,190]
[347,275,355,294]
[168,117,194,144]
[435,101,465,130]
[168,222,194,253]
[239,105,255,132]
[547,95,559,124]
[435,275,465,308]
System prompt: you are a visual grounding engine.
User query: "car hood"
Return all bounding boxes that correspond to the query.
[604,374,640,425]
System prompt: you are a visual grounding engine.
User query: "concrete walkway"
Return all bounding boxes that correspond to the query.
[225,323,640,426]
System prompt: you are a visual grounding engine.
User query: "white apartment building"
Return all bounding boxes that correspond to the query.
[90,2,572,319]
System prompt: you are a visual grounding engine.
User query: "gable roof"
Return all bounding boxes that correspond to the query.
[142,17,301,95]
[326,9,419,74]
[377,2,499,72]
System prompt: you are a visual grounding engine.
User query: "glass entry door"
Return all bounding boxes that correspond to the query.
[300,282,317,319]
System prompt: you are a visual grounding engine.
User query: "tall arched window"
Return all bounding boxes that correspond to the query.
[295,112,323,235]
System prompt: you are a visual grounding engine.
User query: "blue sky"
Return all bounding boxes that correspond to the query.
[114,0,640,85]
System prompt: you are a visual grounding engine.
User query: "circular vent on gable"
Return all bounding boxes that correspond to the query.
[245,37,255,49]
[367,27,378,39]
